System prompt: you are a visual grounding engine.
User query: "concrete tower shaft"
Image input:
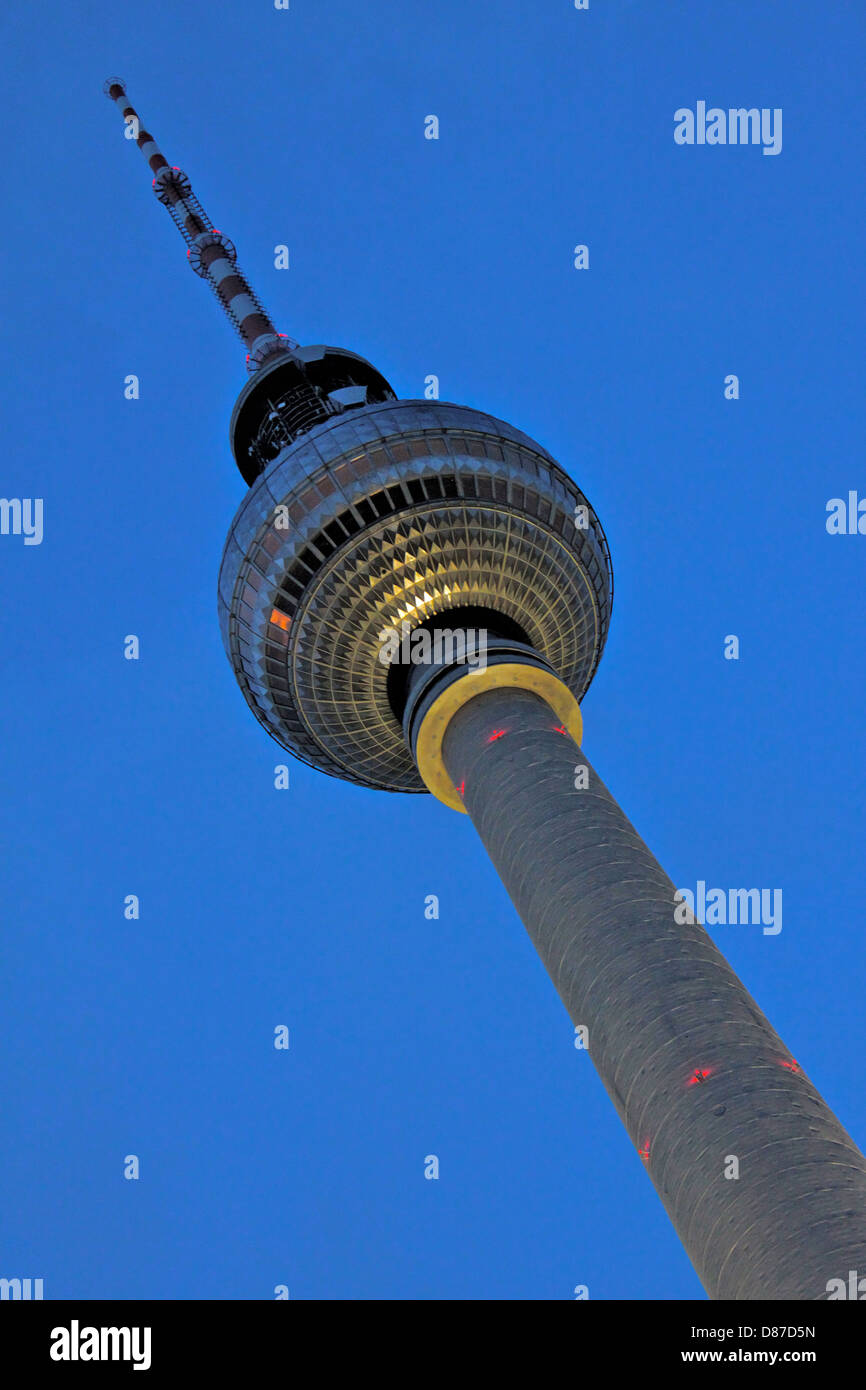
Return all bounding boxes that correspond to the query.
[410,678,866,1300]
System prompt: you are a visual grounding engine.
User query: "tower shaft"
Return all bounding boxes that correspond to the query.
[435,683,866,1298]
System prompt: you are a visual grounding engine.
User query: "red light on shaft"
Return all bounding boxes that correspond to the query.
[688,1067,712,1086]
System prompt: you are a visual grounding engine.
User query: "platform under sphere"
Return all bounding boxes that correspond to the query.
[218,399,613,792]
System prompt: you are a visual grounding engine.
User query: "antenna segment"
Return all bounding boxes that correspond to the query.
[103,79,297,371]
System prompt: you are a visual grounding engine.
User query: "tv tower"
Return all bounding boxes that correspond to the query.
[105,80,866,1300]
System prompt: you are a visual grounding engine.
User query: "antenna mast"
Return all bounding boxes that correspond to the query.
[103,79,297,371]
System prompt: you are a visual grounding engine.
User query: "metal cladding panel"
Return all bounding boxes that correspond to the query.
[441,685,866,1300]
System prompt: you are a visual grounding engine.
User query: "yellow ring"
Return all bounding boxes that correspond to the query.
[415,663,583,812]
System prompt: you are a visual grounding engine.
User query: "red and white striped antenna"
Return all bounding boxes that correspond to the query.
[103,79,297,372]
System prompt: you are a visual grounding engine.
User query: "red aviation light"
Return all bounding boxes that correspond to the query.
[688,1067,712,1086]
[780,1059,800,1073]
[486,729,507,743]
[456,779,465,799]
[638,1140,650,1162]
[553,724,568,736]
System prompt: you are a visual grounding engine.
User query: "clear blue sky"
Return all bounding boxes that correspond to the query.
[1,0,863,1300]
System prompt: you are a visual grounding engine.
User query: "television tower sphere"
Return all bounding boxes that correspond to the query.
[219,386,612,796]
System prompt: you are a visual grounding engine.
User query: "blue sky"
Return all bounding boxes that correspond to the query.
[1,0,863,1299]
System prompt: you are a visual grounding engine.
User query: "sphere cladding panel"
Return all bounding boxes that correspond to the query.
[218,400,612,791]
